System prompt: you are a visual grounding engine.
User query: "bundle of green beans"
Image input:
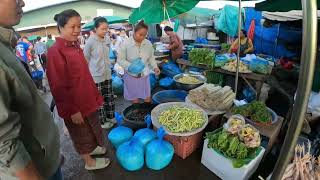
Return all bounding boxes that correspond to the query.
[158,106,205,133]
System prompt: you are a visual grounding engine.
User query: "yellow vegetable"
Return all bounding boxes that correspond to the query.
[177,76,201,84]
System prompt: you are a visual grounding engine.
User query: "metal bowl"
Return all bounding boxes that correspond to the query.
[173,73,207,91]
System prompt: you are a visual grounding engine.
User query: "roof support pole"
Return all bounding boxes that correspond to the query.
[270,0,317,179]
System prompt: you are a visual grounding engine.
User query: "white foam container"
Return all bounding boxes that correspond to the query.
[201,139,265,180]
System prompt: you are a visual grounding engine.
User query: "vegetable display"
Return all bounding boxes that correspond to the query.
[189,48,215,68]
[222,60,251,73]
[177,76,201,84]
[232,101,272,124]
[225,115,245,134]
[206,130,249,160]
[282,143,320,180]
[188,84,235,112]
[158,106,205,133]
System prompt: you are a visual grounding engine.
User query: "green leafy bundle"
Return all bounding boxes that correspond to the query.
[189,48,215,68]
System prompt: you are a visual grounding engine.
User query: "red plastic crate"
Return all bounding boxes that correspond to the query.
[164,131,203,159]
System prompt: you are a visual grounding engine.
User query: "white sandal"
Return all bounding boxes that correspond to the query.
[89,146,107,156]
[85,158,110,171]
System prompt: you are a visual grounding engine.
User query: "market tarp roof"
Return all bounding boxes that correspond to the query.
[178,7,219,26]
[129,0,200,24]
[262,10,320,21]
[82,16,128,30]
[255,0,320,12]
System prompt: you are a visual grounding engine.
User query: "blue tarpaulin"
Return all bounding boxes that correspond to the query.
[215,5,244,37]
[244,8,302,58]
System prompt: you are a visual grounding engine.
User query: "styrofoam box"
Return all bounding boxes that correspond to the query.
[201,139,265,180]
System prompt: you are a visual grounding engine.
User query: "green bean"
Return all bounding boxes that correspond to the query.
[158,106,205,133]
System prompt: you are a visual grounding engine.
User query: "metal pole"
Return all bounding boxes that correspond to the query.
[270,0,317,179]
[235,0,242,95]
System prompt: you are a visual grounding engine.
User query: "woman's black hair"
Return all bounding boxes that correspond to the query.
[134,20,148,32]
[54,9,81,32]
[164,26,173,32]
[93,16,108,29]
[241,29,247,37]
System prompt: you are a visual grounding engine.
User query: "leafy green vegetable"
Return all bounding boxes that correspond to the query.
[231,101,272,123]
[226,136,240,158]
[237,143,248,159]
[189,48,215,68]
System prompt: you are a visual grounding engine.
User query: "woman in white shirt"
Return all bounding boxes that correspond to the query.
[117,21,160,104]
[84,17,115,129]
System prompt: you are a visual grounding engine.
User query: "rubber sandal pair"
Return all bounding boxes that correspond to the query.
[85,158,110,171]
[101,122,114,129]
[89,146,107,156]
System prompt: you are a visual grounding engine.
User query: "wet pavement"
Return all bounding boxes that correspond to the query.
[43,92,220,180]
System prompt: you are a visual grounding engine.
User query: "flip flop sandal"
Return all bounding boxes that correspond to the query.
[101,122,114,129]
[89,146,107,156]
[85,158,110,171]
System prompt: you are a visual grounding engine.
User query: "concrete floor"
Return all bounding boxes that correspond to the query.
[42,91,220,180]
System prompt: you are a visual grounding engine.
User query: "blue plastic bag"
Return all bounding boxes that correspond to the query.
[215,54,229,67]
[116,139,144,171]
[149,73,157,90]
[159,77,174,88]
[112,74,124,95]
[128,58,145,76]
[249,58,269,74]
[242,86,256,103]
[133,115,156,148]
[146,127,174,170]
[108,112,133,149]
[109,49,116,60]
[161,61,182,78]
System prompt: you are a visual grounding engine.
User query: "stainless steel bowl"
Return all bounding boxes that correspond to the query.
[173,73,207,91]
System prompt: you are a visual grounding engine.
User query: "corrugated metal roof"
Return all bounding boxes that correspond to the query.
[23,0,143,12]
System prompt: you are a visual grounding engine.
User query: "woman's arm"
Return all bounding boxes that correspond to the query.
[246,38,254,53]
[228,38,239,53]
[117,44,131,70]
[46,48,80,116]
[168,34,179,50]
[83,39,92,63]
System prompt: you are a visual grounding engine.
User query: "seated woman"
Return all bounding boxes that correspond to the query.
[229,30,254,57]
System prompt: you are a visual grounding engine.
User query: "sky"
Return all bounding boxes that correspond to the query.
[23,0,263,12]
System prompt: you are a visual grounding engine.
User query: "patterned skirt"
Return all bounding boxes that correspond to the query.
[95,80,115,124]
[64,112,105,154]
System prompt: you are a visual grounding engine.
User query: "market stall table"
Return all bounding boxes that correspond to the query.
[176,59,268,99]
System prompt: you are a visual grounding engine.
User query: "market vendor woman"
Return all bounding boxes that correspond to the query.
[118,21,160,104]
[229,30,254,57]
[164,26,184,60]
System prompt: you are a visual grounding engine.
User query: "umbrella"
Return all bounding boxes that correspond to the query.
[82,16,128,30]
[129,0,201,25]
[28,35,38,41]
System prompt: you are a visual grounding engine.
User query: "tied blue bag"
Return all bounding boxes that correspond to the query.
[108,112,133,149]
[146,127,174,170]
[133,115,157,148]
[128,58,145,77]
[159,77,174,88]
[116,138,144,171]
[112,74,124,95]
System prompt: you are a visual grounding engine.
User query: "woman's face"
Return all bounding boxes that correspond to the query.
[240,31,245,38]
[60,16,82,42]
[134,28,148,43]
[95,22,109,38]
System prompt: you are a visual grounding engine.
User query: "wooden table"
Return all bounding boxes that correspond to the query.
[223,114,284,156]
[176,59,268,99]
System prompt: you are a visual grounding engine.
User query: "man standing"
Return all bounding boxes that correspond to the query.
[46,34,55,49]
[34,36,47,70]
[0,0,62,180]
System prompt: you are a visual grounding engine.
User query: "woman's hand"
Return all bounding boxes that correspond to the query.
[154,68,161,76]
[71,112,85,125]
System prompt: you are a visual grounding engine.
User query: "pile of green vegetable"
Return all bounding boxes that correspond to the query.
[232,101,272,124]
[206,130,248,159]
[206,129,261,168]
[158,106,205,133]
[189,48,215,68]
